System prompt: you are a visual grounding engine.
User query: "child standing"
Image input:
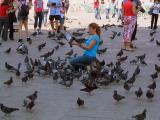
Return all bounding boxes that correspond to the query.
[0,0,10,41]
[33,0,43,36]
[59,1,65,32]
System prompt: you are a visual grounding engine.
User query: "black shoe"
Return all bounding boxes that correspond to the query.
[27,38,32,44]
[38,31,42,35]
[32,32,37,36]
[18,39,23,43]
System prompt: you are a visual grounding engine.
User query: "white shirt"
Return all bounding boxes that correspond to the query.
[43,0,48,10]
[152,3,160,14]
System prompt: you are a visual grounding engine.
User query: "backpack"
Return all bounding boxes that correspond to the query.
[19,1,29,16]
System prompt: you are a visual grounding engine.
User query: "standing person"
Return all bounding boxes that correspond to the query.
[47,0,62,35]
[17,0,32,42]
[104,0,111,19]
[0,0,10,41]
[8,0,17,40]
[43,0,49,26]
[94,0,101,19]
[59,0,65,32]
[64,0,69,19]
[111,0,116,18]
[122,0,140,51]
[150,0,160,32]
[32,0,44,36]
[116,0,123,22]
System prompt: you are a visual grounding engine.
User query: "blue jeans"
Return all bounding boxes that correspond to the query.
[105,8,110,18]
[43,10,48,25]
[0,18,9,41]
[95,8,101,19]
[117,8,122,20]
[69,55,96,70]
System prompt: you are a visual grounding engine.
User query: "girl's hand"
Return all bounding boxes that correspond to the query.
[72,41,79,45]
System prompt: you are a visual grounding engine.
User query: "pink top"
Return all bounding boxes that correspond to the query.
[123,0,135,16]
[34,0,43,12]
[94,0,99,9]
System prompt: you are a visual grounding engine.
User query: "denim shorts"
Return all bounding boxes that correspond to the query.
[60,17,65,24]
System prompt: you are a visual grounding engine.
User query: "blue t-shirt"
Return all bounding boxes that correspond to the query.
[48,0,62,15]
[84,34,100,57]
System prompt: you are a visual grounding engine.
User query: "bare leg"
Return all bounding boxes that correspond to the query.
[23,20,29,38]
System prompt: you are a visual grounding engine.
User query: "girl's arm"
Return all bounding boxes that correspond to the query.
[78,40,97,50]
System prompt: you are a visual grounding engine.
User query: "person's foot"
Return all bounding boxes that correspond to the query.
[38,31,42,35]
[27,37,32,44]
[32,32,37,36]
[18,39,23,43]
[10,38,14,40]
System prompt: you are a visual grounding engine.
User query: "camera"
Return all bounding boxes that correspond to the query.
[52,2,56,6]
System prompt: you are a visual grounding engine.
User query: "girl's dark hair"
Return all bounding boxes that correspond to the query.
[89,23,101,38]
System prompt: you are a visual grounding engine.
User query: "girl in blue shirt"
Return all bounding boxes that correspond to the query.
[69,23,101,71]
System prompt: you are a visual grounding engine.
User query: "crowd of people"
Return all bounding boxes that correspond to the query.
[0,0,159,51]
[0,0,69,41]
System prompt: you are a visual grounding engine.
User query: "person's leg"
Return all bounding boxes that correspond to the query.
[2,18,9,41]
[19,20,23,40]
[49,15,55,33]
[154,14,158,30]
[23,20,29,38]
[131,21,137,41]
[38,12,43,33]
[34,12,38,32]
[43,12,48,25]
[151,14,154,29]
[0,19,3,37]
[69,55,95,70]
[9,18,14,40]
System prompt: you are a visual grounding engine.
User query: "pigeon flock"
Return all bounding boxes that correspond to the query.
[0,20,159,120]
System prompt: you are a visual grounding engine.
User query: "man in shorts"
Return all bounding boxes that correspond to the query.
[47,0,62,34]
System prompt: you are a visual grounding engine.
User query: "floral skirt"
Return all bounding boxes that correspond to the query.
[123,16,137,43]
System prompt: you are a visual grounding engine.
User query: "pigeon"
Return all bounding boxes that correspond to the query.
[54,45,59,50]
[150,72,158,80]
[113,90,125,102]
[136,54,146,61]
[52,73,59,82]
[5,62,16,71]
[0,104,19,115]
[106,62,114,68]
[98,48,107,55]
[126,74,136,85]
[130,59,138,64]
[4,77,13,87]
[135,87,143,98]
[5,48,11,54]
[140,60,147,66]
[133,66,140,76]
[38,42,46,51]
[116,49,123,57]
[150,38,154,42]
[147,81,156,91]
[23,100,35,110]
[98,40,103,46]
[57,41,65,46]
[146,89,154,100]
[155,64,160,72]
[77,97,84,107]
[80,83,98,93]
[118,56,128,62]
[27,38,32,45]
[65,49,73,56]
[123,82,132,91]
[21,76,29,83]
[27,91,38,101]
[132,109,147,120]
[156,40,160,46]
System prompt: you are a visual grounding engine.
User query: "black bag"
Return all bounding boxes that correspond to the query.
[19,4,29,16]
